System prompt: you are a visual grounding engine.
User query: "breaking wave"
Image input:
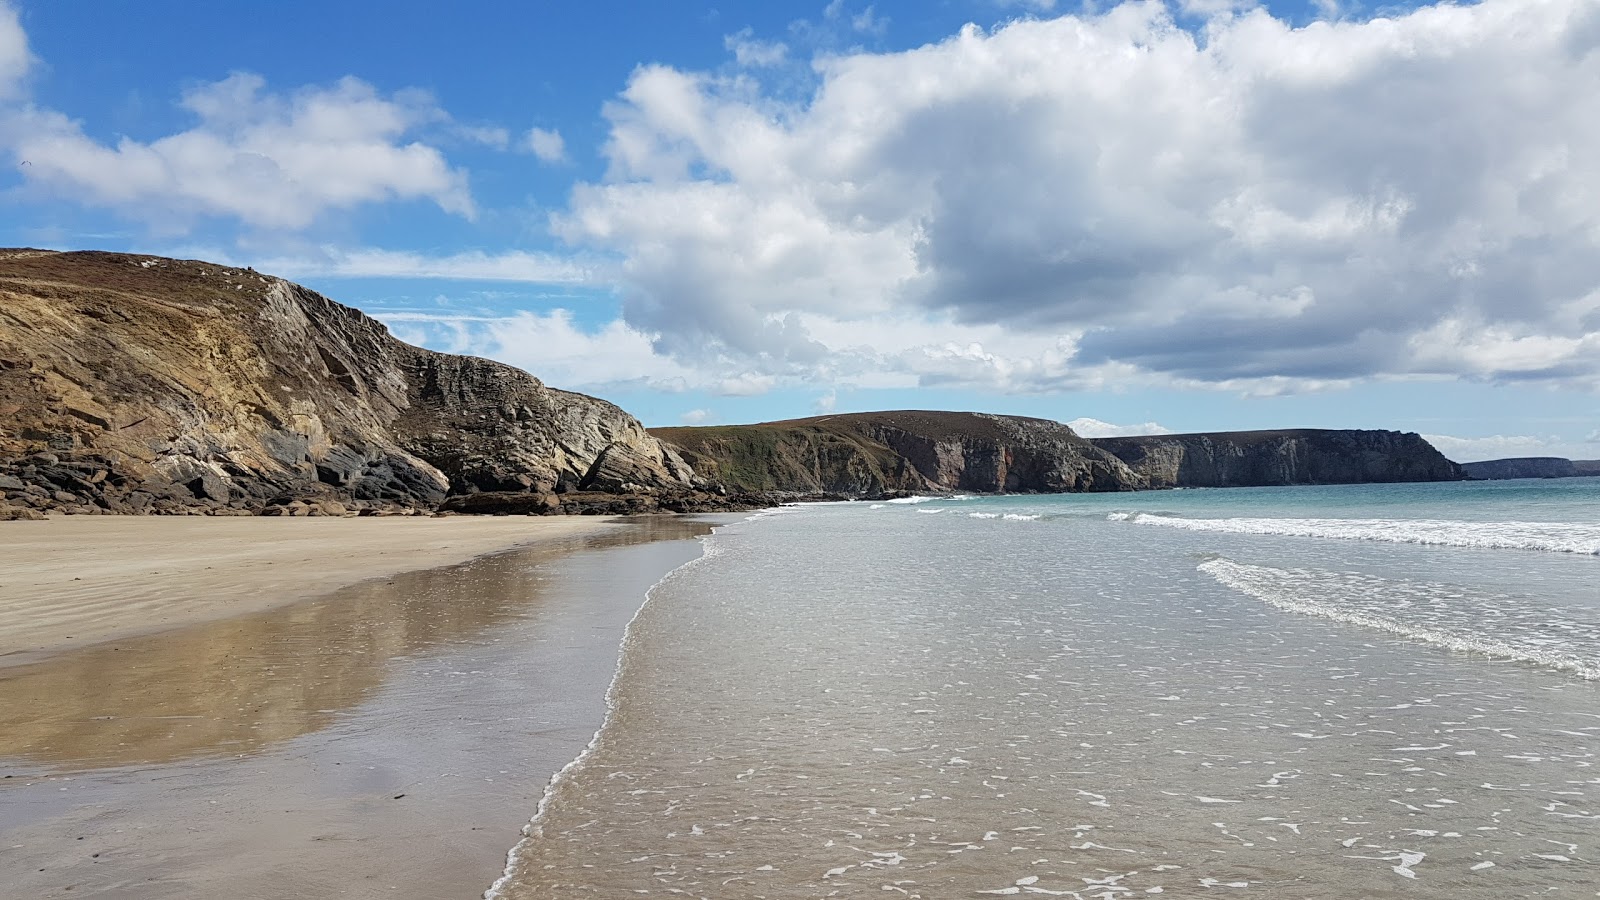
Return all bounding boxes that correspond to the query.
[1199,558,1600,679]
[1111,512,1600,555]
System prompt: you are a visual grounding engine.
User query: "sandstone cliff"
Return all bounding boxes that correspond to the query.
[1460,457,1600,480]
[1090,429,1465,488]
[0,250,703,517]
[651,411,1142,495]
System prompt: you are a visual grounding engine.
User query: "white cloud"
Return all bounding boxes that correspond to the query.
[1421,433,1571,463]
[250,247,601,284]
[1066,417,1174,438]
[1175,0,1259,18]
[523,126,566,163]
[386,308,697,392]
[724,28,789,67]
[813,389,837,413]
[680,408,716,425]
[381,307,805,398]
[7,72,473,230]
[457,124,511,149]
[558,0,1600,397]
[0,1,30,100]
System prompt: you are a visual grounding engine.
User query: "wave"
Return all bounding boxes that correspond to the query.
[1112,512,1600,555]
[1199,558,1600,680]
[885,495,940,504]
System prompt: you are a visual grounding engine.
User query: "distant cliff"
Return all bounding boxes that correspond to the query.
[652,411,1141,495]
[1090,429,1465,488]
[1461,457,1600,480]
[0,250,715,517]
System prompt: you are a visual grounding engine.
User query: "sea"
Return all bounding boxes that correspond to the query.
[492,478,1600,899]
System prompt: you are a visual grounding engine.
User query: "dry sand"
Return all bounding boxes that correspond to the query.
[0,513,729,899]
[0,515,622,666]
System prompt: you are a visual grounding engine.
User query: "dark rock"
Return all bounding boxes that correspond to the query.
[653,411,1140,496]
[0,501,45,521]
[0,250,698,515]
[1460,457,1600,480]
[1091,430,1465,487]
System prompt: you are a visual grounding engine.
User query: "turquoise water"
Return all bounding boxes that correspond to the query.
[497,479,1600,898]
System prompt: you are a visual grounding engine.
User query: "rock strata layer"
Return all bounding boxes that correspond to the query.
[1090,429,1465,487]
[654,417,1466,497]
[1460,457,1600,480]
[0,250,703,517]
[652,411,1141,495]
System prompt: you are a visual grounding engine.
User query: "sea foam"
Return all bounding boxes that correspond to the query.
[1199,558,1600,679]
[1114,513,1600,555]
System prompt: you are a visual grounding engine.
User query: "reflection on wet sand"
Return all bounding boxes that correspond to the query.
[0,516,714,771]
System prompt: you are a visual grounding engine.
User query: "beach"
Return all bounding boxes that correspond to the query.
[0,516,635,665]
[0,514,723,899]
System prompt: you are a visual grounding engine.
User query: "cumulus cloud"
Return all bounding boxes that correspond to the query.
[680,408,716,425]
[724,28,789,67]
[1066,417,1174,438]
[523,126,566,163]
[0,1,30,100]
[381,307,804,398]
[558,0,1600,396]
[6,72,473,230]
[1422,433,1570,463]
[385,309,697,392]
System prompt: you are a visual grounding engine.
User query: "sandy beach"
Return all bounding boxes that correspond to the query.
[0,514,727,899]
[0,516,626,666]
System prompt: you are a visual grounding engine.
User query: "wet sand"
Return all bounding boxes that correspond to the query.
[0,515,727,899]
[0,516,624,667]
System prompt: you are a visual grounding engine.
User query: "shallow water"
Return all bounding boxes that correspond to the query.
[0,517,719,900]
[500,481,1600,899]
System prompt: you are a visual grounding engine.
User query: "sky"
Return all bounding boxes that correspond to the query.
[1,0,1597,461]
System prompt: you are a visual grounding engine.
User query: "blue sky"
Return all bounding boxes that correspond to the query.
[2,0,1597,460]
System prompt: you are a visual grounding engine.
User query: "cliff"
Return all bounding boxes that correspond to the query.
[651,411,1142,495]
[1461,457,1600,480]
[0,249,708,517]
[1090,429,1465,488]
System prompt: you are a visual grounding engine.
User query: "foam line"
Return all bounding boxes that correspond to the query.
[1114,513,1600,555]
[482,516,752,899]
[1199,558,1600,680]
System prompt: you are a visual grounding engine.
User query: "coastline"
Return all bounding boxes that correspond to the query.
[0,513,736,899]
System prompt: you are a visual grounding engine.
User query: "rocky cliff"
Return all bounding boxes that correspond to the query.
[1090,429,1465,488]
[0,249,708,517]
[1460,457,1600,480]
[652,411,1142,495]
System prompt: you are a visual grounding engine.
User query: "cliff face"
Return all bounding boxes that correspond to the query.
[1091,429,1465,488]
[651,411,1142,495]
[0,250,698,516]
[1461,457,1600,480]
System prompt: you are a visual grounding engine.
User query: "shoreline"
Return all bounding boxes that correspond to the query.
[0,513,737,899]
[0,515,627,667]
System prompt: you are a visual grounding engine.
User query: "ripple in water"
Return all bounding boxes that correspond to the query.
[1199,558,1600,680]
[494,492,1600,899]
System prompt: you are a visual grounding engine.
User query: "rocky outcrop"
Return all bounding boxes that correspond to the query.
[652,411,1142,495]
[1091,429,1465,487]
[1461,457,1600,480]
[0,249,699,516]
